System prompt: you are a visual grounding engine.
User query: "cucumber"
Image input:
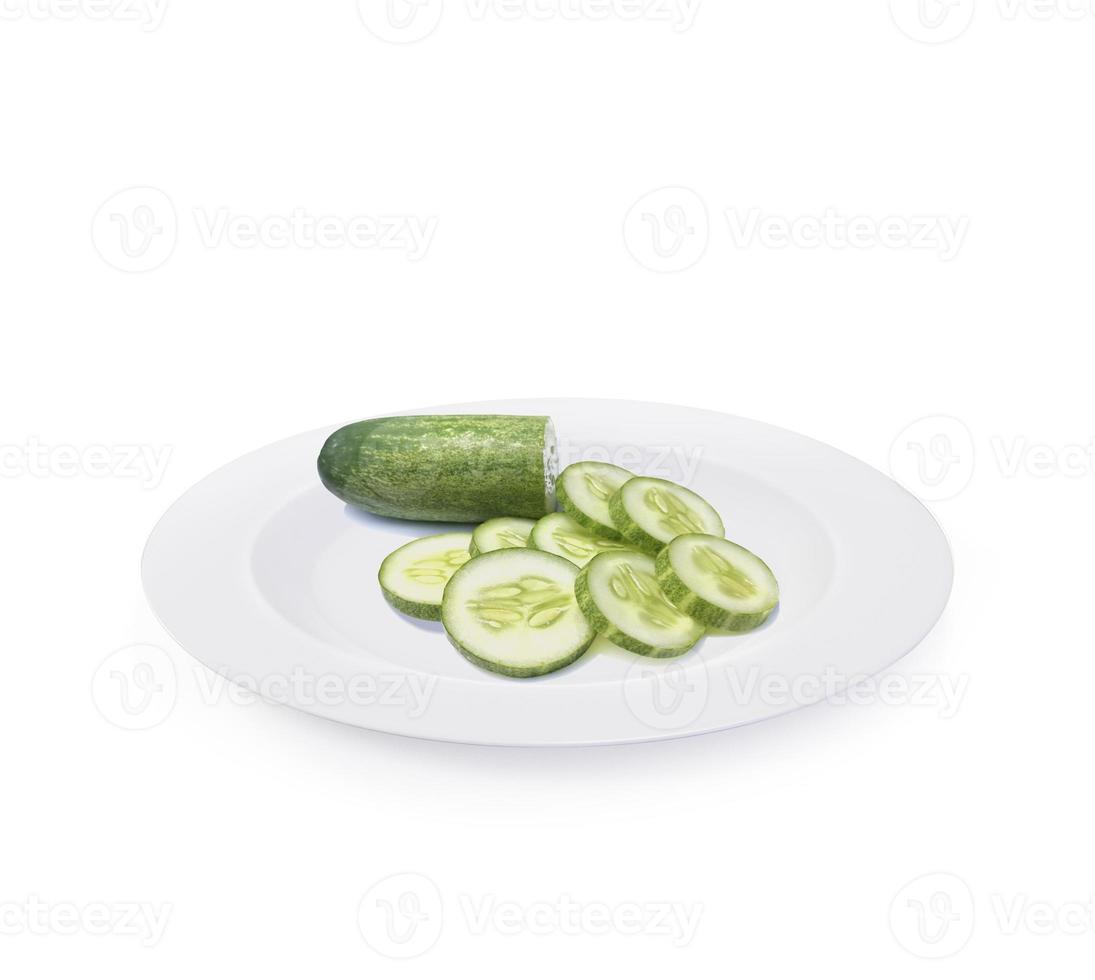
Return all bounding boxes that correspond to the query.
[556,461,633,538]
[529,512,631,568]
[442,549,595,678]
[609,477,724,554]
[574,551,704,658]
[470,517,536,557]
[379,532,473,621]
[656,534,779,631]
[319,415,557,522]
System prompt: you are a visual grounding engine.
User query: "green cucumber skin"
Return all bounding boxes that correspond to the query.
[379,584,444,622]
[319,415,553,522]
[556,479,624,541]
[654,548,774,632]
[445,631,594,679]
[468,540,482,559]
[607,491,663,555]
[574,565,700,659]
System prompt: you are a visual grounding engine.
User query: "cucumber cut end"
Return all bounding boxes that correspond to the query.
[543,419,558,514]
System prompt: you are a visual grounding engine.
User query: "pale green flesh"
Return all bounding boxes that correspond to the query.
[378,532,473,618]
[471,517,536,557]
[558,462,633,534]
[618,478,724,548]
[585,551,703,652]
[442,550,594,677]
[530,513,631,567]
[669,535,778,612]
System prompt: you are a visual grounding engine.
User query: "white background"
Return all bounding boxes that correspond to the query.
[3,0,1093,975]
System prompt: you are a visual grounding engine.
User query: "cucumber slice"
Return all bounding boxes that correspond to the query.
[574,551,704,658]
[656,534,779,631]
[469,517,536,558]
[529,512,631,568]
[378,532,472,621]
[556,461,634,539]
[442,549,595,678]
[609,477,725,554]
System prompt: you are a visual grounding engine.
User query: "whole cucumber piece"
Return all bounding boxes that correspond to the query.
[318,415,557,522]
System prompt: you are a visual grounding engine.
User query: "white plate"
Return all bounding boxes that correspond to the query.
[142,399,952,746]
